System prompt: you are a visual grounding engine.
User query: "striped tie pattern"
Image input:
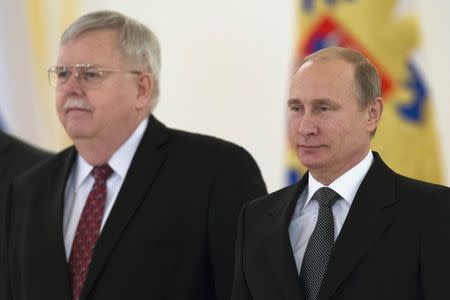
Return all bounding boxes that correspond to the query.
[300,187,340,300]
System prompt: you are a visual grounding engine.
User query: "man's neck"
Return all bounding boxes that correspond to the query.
[310,150,371,186]
[74,137,125,166]
[73,118,146,166]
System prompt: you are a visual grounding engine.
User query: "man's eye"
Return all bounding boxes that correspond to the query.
[57,70,71,79]
[82,71,103,80]
[288,103,304,112]
[318,105,330,112]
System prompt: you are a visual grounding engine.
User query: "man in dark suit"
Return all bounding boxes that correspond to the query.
[231,47,450,300]
[8,10,266,300]
[0,130,51,299]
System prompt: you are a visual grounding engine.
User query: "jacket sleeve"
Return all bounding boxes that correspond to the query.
[230,202,253,300]
[208,145,265,300]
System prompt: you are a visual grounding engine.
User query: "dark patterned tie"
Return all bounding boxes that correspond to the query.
[299,187,341,300]
[69,164,113,300]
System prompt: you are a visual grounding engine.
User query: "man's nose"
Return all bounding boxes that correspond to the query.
[298,112,318,136]
[62,72,84,92]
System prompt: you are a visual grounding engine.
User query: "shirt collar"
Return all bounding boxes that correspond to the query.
[304,151,374,208]
[73,117,149,191]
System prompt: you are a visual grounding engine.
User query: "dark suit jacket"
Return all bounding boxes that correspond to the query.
[231,152,450,300]
[8,116,267,300]
[0,131,52,300]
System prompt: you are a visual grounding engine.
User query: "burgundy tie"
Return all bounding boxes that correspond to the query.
[69,164,113,300]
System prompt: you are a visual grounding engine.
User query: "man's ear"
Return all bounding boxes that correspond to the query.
[367,96,383,133]
[135,72,154,110]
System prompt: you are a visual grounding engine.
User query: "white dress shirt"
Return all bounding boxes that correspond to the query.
[288,151,374,273]
[63,118,148,259]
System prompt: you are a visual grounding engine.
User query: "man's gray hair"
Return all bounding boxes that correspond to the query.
[61,10,161,104]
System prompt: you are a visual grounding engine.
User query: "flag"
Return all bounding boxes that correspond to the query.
[286,0,443,184]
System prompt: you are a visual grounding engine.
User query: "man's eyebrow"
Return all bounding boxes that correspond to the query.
[287,98,334,104]
[287,98,301,105]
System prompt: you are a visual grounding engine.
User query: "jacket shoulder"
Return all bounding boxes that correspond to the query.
[167,127,258,162]
[395,173,450,198]
[169,128,247,150]
[246,183,300,213]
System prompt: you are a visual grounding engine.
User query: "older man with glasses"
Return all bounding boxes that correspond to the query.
[8,10,266,300]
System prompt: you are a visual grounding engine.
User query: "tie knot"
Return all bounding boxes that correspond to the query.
[92,164,113,182]
[313,187,340,208]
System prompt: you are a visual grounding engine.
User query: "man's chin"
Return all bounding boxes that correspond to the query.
[298,154,325,171]
[65,127,93,141]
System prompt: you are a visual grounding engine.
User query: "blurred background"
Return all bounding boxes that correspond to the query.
[0,0,448,192]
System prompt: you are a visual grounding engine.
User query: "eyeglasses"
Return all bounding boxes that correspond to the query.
[48,64,141,89]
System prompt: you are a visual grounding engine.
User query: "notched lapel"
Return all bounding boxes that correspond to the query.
[261,177,308,300]
[319,154,398,299]
[81,116,169,298]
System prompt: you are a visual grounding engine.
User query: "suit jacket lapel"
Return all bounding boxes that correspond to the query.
[262,174,309,300]
[319,153,398,299]
[82,116,169,298]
